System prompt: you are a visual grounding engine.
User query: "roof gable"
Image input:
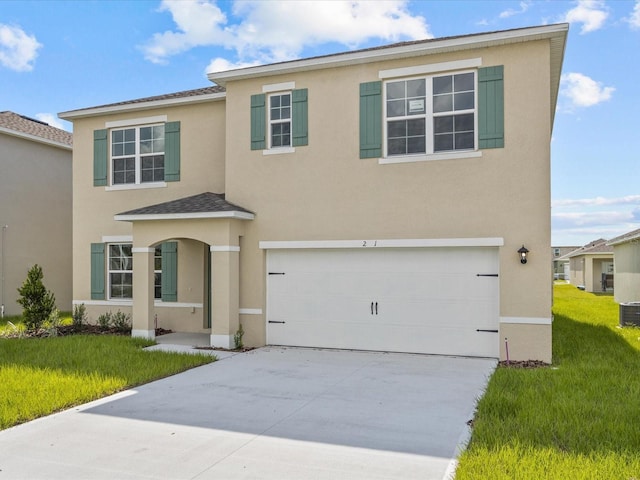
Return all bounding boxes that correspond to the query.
[0,111,72,149]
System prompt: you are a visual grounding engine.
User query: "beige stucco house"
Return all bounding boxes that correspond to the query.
[59,23,568,363]
[0,111,72,316]
[608,228,640,303]
[562,238,614,293]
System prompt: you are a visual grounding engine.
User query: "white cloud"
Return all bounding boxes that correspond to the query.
[34,113,65,130]
[0,24,42,72]
[628,1,640,29]
[553,195,640,208]
[552,210,636,228]
[499,1,531,19]
[563,0,609,34]
[560,72,614,108]
[141,0,431,70]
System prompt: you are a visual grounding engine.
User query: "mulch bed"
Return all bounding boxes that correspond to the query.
[2,325,174,339]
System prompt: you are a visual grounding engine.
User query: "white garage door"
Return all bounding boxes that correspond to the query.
[266,247,499,357]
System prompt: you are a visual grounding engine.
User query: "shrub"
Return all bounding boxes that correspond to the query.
[72,303,87,330]
[111,311,131,332]
[16,265,56,331]
[233,323,244,349]
[97,312,112,329]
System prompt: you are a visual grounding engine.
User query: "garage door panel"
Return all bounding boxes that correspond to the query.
[267,247,499,357]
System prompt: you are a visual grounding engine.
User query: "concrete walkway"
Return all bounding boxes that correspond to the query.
[0,347,496,479]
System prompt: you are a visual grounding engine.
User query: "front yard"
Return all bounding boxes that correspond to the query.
[0,328,214,430]
[456,284,640,479]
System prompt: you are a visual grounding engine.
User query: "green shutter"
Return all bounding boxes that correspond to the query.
[478,66,504,149]
[292,88,308,146]
[164,121,181,181]
[161,241,178,302]
[91,243,105,300]
[250,94,266,150]
[359,81,382,159]
[93,129,108,186]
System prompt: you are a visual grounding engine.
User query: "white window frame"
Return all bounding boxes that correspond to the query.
[108,243,133,300]
[267,92,292,150]
[110,123,165,187]
[382,69,478,160]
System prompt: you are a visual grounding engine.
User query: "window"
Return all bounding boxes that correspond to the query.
[107,244,163,299]
[111,125,165,185]
[154,246,162,299]
[108,244,132,299]
[250,89,307,151]
[269,93,291,148]
[385,71,475,157]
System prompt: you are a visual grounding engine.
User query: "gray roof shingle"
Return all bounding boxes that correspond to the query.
[608,228,640,246]
[117,192,253,217]
[0,111,72,146]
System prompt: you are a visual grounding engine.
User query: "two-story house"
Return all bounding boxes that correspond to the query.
[0,111,72,316]
[59,23,568,363]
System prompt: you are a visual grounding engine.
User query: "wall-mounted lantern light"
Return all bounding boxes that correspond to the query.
[518,245,529,264]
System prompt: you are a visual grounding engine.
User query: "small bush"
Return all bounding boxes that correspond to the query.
[111,311,131,332]
[16,265,56,331]
[97,312,112,329]
[72,304,87,330]
[233,323,244,349]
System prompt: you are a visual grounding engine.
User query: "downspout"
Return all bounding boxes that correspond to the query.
[1,225,7,318]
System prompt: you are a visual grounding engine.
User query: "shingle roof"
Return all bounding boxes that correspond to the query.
[62,86,225,116]
[0,111,72,146]
[608,228,640,246]
[563,238,613,258]
[117,192,253,217]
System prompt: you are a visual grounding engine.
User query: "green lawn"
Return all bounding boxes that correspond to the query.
[456,284,640,479]
[0,334,214,429]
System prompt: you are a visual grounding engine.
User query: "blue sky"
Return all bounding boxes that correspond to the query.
[1,0,638,246]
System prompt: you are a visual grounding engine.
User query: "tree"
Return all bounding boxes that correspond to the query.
[16,264,56,331]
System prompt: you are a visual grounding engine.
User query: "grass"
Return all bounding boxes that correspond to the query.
[456,284,640,479]
[0,333,214,430]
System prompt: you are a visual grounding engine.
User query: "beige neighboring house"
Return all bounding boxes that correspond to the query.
[59,23,569,363]
[562,239,614,293]
[552,246,580,280]
[0,111,72,316]
[608,228,640,303]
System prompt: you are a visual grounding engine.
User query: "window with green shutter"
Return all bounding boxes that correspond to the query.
[361,65,504,161]
[251,89,308,150]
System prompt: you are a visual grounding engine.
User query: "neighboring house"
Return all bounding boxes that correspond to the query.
[608,228,640,303]
[552,246,579,280]
[59,23,569,363]
[0,111,72,316]
[562,239,614,293]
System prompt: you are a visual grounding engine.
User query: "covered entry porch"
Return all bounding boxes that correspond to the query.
[114,192,254,348]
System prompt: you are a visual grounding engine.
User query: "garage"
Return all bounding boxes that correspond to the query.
[266,244,500,357]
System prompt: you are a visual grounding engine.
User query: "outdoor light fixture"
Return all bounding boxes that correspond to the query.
[518,245,529,264]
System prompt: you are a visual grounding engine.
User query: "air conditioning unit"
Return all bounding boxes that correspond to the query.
[619,302,640,327]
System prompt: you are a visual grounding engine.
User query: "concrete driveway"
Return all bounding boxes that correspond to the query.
[0,347,495,480]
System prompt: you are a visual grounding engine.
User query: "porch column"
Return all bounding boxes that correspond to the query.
[131,247,155,339]
[210,245,240,348]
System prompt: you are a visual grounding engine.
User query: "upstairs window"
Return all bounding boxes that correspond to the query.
[269,93,292,148]
[111,125,165,185]
[385,71,476,157]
